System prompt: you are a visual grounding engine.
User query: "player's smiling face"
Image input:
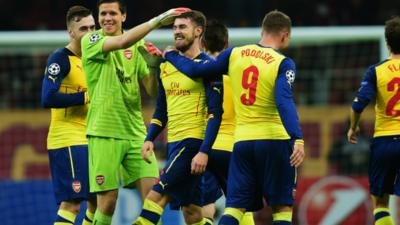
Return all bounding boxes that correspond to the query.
[173,18,201,52]
[98,2,126,36]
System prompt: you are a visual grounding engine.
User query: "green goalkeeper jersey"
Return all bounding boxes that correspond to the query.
[81,29,149,140]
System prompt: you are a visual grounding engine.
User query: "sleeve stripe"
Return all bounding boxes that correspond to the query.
[150,119,163,126]
[295,139,304,145]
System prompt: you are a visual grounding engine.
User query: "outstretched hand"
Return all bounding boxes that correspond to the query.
[138,41,162,68]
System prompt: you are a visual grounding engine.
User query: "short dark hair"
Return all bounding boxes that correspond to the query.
[66,5,92,27]
[176,10,206,34]
[202,19,228,53]
[262,10,291,34]
[385,16,400,54]
[97,0,127,14]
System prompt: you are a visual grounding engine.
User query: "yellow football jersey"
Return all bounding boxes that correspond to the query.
[159,60,206,142]
[228,44,290,142]
[373,59,400,137]
[46,49,88,149]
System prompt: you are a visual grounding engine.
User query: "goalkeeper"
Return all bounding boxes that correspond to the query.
[81,0,190,224]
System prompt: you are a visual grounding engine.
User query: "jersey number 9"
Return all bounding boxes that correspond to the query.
[241,65,259,105]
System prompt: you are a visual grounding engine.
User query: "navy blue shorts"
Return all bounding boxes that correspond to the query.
[48,145,95,205]
[225,140,296,211]
[153,138,203,209]
[369,135,400,197]
[200,149,231,206]
[201,171,223,206]
[208,149,231,194]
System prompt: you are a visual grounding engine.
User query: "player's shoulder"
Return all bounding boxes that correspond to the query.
[47,48,70,65]
[45,48,72,78]
[197,52,213,61]
[159,57,172,78]
[82,29,104,46]
[369,59,389,71]
[48,47,68,58]
[159,57,168,67]
[361,59,389,79]
[269,46,289,60]
[275,54,295,72]
[281,56,295,67]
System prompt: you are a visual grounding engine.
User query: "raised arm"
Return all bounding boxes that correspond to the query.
[103,8,190,53]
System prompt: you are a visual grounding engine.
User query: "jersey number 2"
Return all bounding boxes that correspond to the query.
[386,77,400,116]
[241,65,259,105]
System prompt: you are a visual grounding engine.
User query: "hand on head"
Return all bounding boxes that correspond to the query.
[149,8,191,29]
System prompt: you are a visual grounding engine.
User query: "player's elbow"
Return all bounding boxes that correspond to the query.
[208,109,223,120]
[41,96,52,108]
[213,110,223,118]
[41,92,56,108]
[352,99,368,113]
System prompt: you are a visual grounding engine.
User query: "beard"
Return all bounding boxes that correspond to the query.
[175,35,195,53]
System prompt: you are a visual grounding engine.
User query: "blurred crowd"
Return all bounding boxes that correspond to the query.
[1,0,400,30]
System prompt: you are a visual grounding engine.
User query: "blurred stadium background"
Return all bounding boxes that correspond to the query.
[1,1,400,225]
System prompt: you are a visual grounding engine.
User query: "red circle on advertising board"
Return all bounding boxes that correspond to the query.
[298,176,373,225]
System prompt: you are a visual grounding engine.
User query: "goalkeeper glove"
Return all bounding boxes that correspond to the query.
[138,41,162,70]
[148,7,191,29]
[84,91,90,104]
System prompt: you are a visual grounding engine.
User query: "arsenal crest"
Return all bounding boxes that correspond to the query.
[72,181,81,193]
[96,175,105,185]
[124,49,132,60]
